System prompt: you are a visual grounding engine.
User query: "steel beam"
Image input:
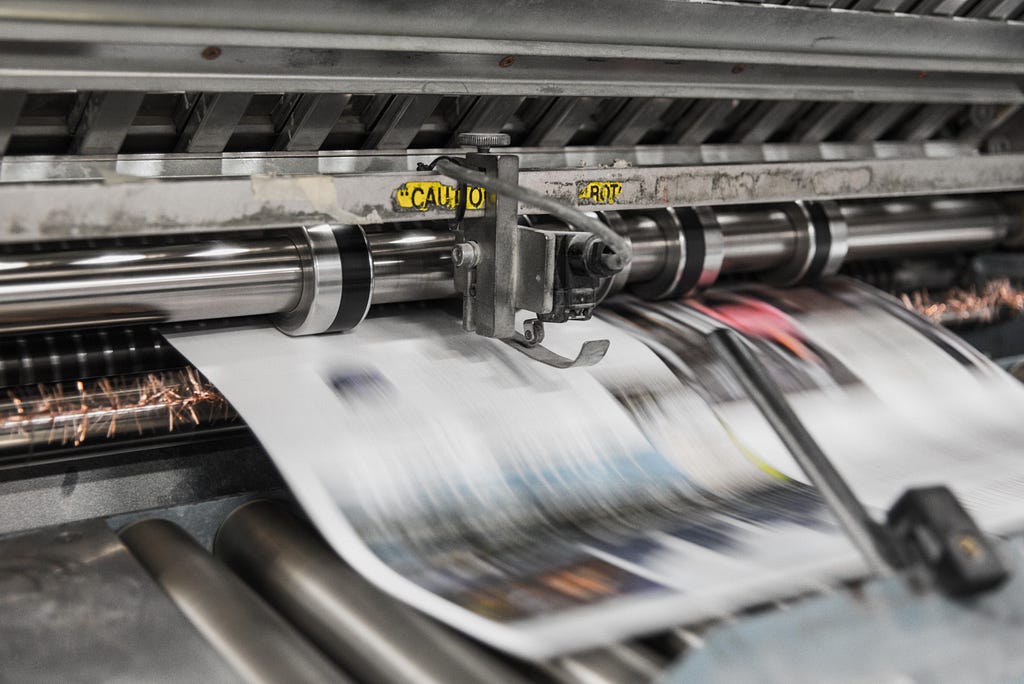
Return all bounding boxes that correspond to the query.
[0,1,1022,73]
[0,47,1019,103]
[0,153,1021,241]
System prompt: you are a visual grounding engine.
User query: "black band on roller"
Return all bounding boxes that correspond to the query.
[325,225,373,333]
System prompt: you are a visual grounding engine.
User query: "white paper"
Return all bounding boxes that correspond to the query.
[167,309,861,659]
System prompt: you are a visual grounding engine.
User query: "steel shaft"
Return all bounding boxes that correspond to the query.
[120,518,349,684]
[215,500,530,684]
[0,195,1014,334]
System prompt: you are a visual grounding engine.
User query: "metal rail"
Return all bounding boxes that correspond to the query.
[0,195,1013,335]
[1,0,1022,76]
[2,154,1023,241]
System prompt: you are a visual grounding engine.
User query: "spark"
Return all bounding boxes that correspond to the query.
[0,367,236,449]
[901,278,1024,326]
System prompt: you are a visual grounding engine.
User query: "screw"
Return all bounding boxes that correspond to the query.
[202,46,222,60]
[452,241,481,268]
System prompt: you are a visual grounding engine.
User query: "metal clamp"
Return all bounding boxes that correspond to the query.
[422,133,632,368]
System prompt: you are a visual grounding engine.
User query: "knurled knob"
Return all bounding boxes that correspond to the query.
[457,132,511,152]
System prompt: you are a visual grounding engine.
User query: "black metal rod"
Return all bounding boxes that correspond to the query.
[706,328,903,573]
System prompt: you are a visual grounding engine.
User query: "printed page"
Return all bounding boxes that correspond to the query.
[677,280,1024,536]
[167,309,861,659]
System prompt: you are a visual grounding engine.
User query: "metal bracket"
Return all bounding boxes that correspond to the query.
[424,132,626,368]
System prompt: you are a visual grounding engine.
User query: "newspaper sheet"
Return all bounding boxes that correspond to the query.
[609,280,1024,535]
[167,308,862,659]
[167,279,1024,657]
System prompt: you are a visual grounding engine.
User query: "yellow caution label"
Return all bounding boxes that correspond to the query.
[394,181,486,212]
[577,181,623,206]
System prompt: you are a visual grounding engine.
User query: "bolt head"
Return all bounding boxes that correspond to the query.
[452,241,480,268]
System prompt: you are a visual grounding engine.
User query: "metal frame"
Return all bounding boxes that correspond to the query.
[0,142,982,184]
[0,0,1021,73]
[0,152,1021,242]
[0,46,1019,102]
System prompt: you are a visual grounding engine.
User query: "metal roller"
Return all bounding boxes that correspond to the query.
[0,236,304,333]
[215,500,531,684]
[365,224,458,305]
[545,645,668,684]
[0,325,182,387]
[0,195,1015,335]
[841,196,1014,260]
[120,518,350,684]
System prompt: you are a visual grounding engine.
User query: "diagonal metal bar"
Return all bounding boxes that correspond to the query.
[597,97,674,146]
[70,91,145,154]
[272,93,350,151]
[175,93,252,153]
[361,94,441,149]
[0,90,26,155]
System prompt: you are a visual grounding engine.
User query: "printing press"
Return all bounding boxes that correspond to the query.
[3,2,1024,682]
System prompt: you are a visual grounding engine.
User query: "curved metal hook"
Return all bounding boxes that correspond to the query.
[506,335,610,368]
[504,319,609,368]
